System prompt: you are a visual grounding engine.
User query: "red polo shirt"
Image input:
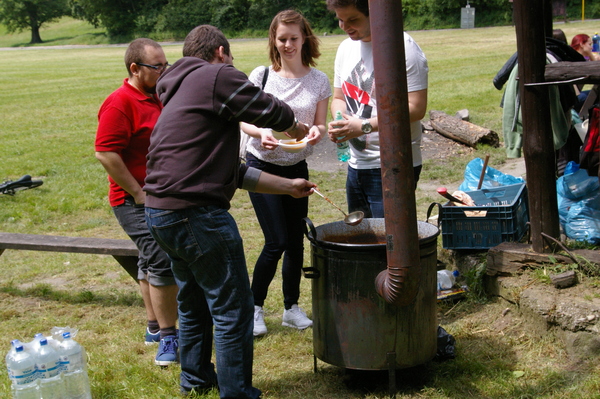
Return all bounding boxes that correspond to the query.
[95,79,162,206]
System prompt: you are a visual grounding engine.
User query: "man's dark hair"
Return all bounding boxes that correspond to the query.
[183,25,231,62]
[326,0,369,17]
[125,38,162,77]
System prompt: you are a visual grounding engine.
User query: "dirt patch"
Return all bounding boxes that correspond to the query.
[307,127,475,173]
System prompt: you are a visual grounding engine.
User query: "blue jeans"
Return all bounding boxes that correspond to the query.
[246,154,308,309]
[112,197,175,285]
[145,206,261,399]
[346,165,422,218]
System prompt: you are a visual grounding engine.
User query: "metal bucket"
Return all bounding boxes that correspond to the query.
[304,218,440,370]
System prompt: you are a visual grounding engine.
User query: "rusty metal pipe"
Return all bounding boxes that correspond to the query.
[371,0,422,306]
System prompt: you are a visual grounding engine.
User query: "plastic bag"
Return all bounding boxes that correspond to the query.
[434,326,456,361]
[556,162,600,244]
[459,158,525,192]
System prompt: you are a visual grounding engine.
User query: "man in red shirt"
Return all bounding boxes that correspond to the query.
[95,38,179,366]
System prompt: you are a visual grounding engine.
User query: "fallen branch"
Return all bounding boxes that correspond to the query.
[429,110,500,148]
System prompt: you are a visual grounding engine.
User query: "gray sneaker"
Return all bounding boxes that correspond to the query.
[282,304,313,330]
[253,306,268,337]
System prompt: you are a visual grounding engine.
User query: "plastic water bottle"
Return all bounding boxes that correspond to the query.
[7,344,40,399]
[593,32,600,53]
[59,332,92,399]
[437,269,459,290]
[35,338,66,399]
[5,339,21,382]
[334,111,350,162]
[25,333,45,354]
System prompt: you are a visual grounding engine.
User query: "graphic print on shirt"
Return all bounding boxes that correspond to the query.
[341,59,374,151]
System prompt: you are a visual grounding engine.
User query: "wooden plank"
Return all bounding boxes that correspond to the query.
[545,62,600,85]
[0,232,137,256]
[486,242,600,276]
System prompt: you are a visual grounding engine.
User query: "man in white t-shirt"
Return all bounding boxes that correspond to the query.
[326,0,429,218]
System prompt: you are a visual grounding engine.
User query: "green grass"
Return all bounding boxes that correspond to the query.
[2,18,600,399]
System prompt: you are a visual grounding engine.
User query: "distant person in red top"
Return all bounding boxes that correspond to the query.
[94,38,179,367]
[571,34,600,61]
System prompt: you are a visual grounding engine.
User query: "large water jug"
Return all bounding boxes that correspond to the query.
[6,344,40,399]
[59,332,92,399]
[35,338,66,399]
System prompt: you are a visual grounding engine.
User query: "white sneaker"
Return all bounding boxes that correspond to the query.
[282,304,313,330]
[253,306,268,337]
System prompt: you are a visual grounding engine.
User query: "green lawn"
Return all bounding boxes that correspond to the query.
[1,17,600,399]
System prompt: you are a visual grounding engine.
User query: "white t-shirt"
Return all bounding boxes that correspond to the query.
[333,32,428,169]
[246,66,332,166]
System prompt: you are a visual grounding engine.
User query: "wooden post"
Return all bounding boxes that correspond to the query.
[513,0,561,252]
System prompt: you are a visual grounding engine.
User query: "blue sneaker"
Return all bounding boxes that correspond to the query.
[145,328,160,345]
[155,335,179,366]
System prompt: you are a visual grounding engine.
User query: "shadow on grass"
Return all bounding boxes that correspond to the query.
[0,282,142,307]
[270,334,591,398]
[8,32,107,47]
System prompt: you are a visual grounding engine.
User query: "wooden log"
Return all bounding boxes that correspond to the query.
[486,242,600,276]
[550,270,577,288]
[545,62,600,85]
[429,110,500,148]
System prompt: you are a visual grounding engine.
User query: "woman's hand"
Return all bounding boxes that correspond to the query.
[306,125,322,145]
[259,129,280,150]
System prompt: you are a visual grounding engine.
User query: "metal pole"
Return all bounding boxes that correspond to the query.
[370,0,421,306]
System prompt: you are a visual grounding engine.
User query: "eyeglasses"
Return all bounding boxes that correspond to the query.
[136,62,171,73]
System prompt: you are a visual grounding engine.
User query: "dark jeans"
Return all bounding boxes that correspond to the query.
[346,164,422,218]
[112,197,174,285]
[246,153,308,309]
[145,205,260,399]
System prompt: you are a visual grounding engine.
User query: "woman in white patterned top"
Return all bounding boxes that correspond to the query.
[241,9,331,337]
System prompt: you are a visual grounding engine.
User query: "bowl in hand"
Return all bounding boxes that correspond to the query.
[278,138,308,153]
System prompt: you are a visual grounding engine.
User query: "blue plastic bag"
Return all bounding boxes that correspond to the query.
[459,158,525,192]
[556,162,600,244]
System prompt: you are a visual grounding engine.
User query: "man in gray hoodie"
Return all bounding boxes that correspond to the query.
[144,25,314,398]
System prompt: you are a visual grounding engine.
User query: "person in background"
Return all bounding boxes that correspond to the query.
[570,34,600,61]
[95,38,179,366]
[241,9,331,337]
[570,33,599,112]
[552,29,567,44]
[325,0,429,219]
[143,25,314,398]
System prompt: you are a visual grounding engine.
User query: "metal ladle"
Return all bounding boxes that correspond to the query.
[312,188,364,226]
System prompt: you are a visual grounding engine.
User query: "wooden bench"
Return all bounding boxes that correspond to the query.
[0,232,139,281]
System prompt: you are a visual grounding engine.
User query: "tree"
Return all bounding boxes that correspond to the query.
[69,0,166,40]
[0,0,69,43]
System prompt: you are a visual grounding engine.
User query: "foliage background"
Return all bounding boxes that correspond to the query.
[2,0,600,43]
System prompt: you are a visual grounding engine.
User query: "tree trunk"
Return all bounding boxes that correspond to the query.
[429,110,500,148]
[30,25,42,44]
[28,7,42,44]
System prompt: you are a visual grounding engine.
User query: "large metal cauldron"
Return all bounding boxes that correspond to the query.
[304,218,439,371]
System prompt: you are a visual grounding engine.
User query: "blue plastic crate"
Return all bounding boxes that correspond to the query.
[440,183,529,249]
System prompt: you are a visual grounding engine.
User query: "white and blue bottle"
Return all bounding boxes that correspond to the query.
[7,343,40,399]
[59,332,92,399]
[35,338,66,399]
[334,111,350,162]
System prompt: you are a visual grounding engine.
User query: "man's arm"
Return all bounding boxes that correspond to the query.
[253,171,316,198]
[95,151,145,204]
[408,88,428,122]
